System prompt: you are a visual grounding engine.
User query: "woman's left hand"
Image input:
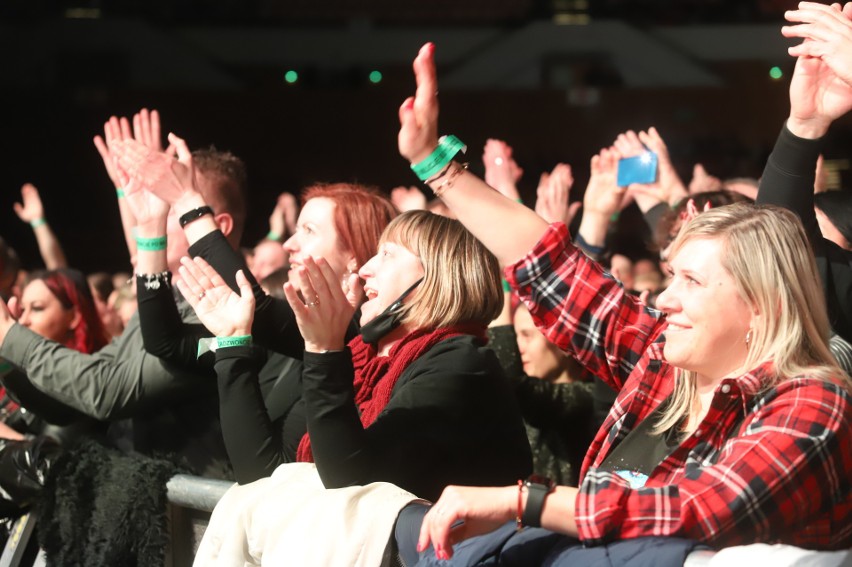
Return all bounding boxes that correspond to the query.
[283,256,363,353]
[398,43,441,165]
[417,485,516,561]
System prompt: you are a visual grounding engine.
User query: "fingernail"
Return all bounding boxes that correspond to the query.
[416,542,425,552]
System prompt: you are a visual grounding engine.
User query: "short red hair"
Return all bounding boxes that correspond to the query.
[29,269,108,354]
[301,183,397,269]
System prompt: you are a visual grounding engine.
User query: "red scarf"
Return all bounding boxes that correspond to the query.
[296,323,486,462]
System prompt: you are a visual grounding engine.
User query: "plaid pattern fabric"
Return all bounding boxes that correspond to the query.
[506,223,852,550]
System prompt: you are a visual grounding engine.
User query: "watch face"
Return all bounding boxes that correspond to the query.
[525,474,555,490]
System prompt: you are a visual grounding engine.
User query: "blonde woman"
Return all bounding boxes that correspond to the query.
[394,43,851,564]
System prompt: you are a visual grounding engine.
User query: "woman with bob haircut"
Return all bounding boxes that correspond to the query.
[392,43,851,564]
[179,209,532,501]
[130,174,396,484]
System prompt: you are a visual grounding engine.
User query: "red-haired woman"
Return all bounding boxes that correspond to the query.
[0,268,108,434]
[124,169,399,484]
[0,269,108,516]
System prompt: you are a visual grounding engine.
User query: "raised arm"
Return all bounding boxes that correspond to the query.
[13,184,67,269]
[397,43,548,267]
[399,44,664,387]
[534,163,582,227]
[762,1,852,340]
[94,115,139,266]
[575,147,627,258]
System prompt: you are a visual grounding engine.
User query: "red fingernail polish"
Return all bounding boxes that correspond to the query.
[416,542,424,552]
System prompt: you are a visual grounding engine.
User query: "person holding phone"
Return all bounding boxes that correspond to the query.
[393,43,851,565]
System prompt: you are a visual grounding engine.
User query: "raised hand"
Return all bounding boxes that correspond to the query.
[534,163,580,224]
[784,2,852,86]
[93,116,133,189]
[268,192,299,239]
[132,108,169,153]
[482,139,523,201]
[390,186,427,213]
[282,256,362,353]
[688,163,722,195]
[614,128,687,209]
[784,2,852,139]
[398,43,440,165]
[175,256,255,338]
[114,132,197,205]
[13,183,45,224]
[584,147,627,216]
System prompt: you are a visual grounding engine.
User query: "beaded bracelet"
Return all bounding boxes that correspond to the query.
[410,135,467,181]
[430,162,469,198]
[136,271,172,291]
[136,235,167,252]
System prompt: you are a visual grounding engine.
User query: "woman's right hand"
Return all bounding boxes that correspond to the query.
[283,256,362,353]
[175,256,255,338]
[398,43,441,165]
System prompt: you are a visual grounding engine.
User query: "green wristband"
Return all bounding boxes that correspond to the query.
[216,335,252,349]
[116,188,126,198]
[135,235,167,251]
[411,135,467,181]
[30,218,46,228]
[266,230,281,241]
[502,279,512,293]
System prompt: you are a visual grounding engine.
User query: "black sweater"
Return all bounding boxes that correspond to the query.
[757,124,852,342]
[216,335,532,502]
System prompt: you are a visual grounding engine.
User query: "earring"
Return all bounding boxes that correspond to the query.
[341,268,354,295]
[745,329,753,348]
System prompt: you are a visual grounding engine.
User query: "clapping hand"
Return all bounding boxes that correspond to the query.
[282,257,362,353]
[391,186,428,213]
[483,139,523,201]
[534,163,581,225]
[175,256,255,338]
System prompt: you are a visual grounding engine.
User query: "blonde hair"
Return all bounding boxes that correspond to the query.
[380,210,503,330]
[656,203,850,433]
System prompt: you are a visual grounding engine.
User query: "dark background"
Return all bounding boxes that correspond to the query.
[2,0,851,273]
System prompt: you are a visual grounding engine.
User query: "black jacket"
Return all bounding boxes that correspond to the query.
[219,335,532,502]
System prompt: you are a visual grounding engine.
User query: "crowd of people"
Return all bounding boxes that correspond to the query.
[0,2,850,565]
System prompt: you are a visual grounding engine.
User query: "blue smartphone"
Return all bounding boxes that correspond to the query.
[617,151,658,187]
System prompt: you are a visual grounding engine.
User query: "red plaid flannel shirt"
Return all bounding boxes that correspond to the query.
[505,223,852,550]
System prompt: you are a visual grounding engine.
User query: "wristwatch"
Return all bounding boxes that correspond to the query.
[521,474,555,528]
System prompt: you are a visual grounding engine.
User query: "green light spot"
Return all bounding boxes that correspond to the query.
[369,70,383,84]
[284,70,298,84]
[769,66,783,80]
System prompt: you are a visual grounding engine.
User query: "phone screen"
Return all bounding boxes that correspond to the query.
[617,152,658,187]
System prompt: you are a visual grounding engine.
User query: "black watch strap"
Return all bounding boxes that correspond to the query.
[179,206,214,228]
[521,475,554,528]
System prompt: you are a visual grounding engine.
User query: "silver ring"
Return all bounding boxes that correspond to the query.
[198,292,205,300]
